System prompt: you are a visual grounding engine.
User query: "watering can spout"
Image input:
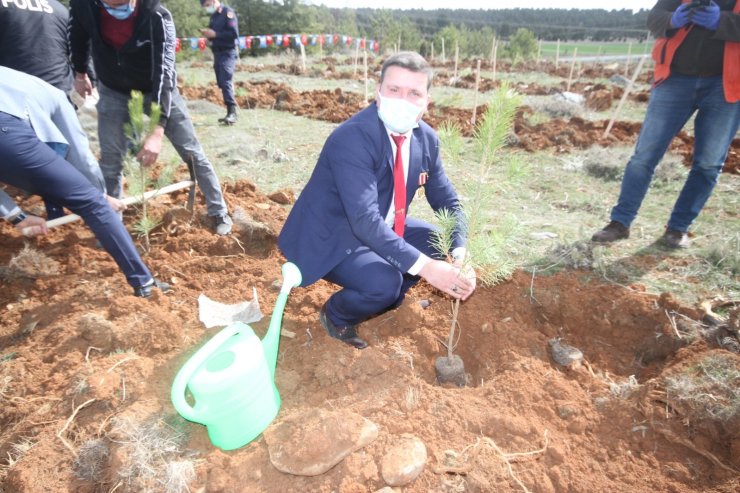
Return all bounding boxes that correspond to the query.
[263,262,302,376]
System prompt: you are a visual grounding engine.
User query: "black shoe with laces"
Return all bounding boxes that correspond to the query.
[591,220,630,243]
[133,278,170,298]
[319,303,368,350]
[661,228,690,249]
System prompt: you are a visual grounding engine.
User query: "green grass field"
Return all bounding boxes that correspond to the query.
[538,40,652,58]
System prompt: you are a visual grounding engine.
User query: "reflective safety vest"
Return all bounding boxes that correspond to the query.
[651,0,740,102]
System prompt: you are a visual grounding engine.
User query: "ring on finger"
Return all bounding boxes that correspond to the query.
[451,285,459,293]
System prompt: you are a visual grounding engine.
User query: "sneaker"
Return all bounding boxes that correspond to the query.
[591,220,630,243]
[212,214,233,235]
[661,228,690,249]
[133,278,170,298]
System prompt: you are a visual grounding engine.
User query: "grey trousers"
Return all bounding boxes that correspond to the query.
[97,83,227,216]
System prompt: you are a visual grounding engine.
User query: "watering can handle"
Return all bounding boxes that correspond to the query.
[170,322,246,423]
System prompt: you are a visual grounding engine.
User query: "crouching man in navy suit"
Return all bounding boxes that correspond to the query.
[278,52,476,349]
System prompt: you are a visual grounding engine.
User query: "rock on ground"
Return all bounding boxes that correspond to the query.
[380,435,427,487]
[264,408,378,476]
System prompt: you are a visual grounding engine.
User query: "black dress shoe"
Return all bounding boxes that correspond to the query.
[133,278,171,298]
[319,303,368,350]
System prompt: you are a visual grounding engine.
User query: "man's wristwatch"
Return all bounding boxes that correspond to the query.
[9,211,27,225]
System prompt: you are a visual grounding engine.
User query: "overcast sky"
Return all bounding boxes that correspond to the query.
[308,1,656,11]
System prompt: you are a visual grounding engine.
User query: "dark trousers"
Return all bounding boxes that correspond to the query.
[323,217,443,327]
[0,111,152,289]
[213,49,237,107]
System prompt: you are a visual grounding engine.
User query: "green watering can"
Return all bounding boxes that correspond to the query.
[171,262,302,451]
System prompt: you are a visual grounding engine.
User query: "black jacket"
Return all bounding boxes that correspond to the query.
[69,0,177,126]
[0,0,73,91]
[208,6,239,52]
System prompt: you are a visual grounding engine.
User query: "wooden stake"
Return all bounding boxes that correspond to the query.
[430,41,434,62]
[603,55,646,139]
[625,41,633,76]
[441,37,446,63]
[489,36,496,69]
[300,42,306,73]
[492,41,498,82]
[453,42,459,83]
[397,32,401,53]
[537,39,542,65]
[555,39,560,69]
[22,180,195,235]
[471,59,482,126]
[353,41,360,76]
[566,47,578,92]
[364,49,369,104]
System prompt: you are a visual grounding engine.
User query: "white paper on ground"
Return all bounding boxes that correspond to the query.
[198,288,263,328]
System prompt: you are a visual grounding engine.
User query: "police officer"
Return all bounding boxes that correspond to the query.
[0,0,72,92]
[200,0,239,125]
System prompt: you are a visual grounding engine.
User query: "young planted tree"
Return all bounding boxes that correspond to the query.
[122,91,171,253]
[432,84,524,386]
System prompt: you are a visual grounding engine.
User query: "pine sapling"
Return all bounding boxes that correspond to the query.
[123,91,162,253]
[432,83,523,385]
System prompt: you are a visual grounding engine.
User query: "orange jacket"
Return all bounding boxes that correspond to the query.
[651,0,740,102]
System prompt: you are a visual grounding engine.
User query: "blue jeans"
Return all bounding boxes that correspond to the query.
[0,111,152,289]
[97,84,228,217]
[611,74,739,232]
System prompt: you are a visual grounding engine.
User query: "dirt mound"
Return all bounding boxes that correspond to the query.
[1,178,739,492]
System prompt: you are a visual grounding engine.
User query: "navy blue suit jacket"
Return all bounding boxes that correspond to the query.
[278,103,463,287]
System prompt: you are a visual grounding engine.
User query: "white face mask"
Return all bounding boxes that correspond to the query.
[205,5,216,13]
[376,93,424,134]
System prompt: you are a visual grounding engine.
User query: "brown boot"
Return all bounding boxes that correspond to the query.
[661,228,690,249]
[591,220,630,243]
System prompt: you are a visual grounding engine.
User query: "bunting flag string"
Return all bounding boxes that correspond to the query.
[174,33,379,54]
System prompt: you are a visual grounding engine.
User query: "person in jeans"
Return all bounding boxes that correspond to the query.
[0,68,167,298]
[592,0,739,248]
[69,0,233,235]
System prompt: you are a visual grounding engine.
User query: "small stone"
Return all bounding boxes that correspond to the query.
[530,231,558,240]
[481,322,493,333]
[268,189,295,205]
[418,299,431,309]
[556,406,577,420]
[548,338,583,367]
[77,313,116,351]
[381,435,427,487]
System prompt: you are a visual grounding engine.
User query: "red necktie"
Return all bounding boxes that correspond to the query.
[391,134,407,237]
